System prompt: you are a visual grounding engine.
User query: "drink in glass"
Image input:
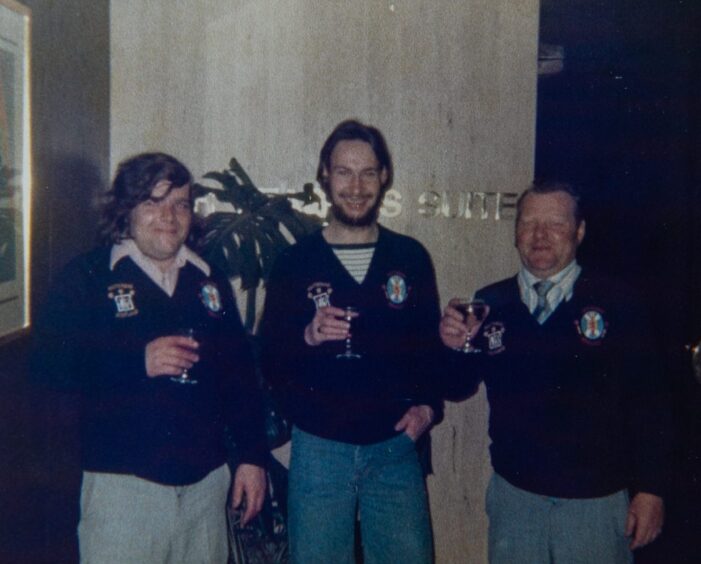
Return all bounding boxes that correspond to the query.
[336,306,361,359]
[454,299,489,353]
[170,328,199,384]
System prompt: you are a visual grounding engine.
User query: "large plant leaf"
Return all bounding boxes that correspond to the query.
[195,158,323,295]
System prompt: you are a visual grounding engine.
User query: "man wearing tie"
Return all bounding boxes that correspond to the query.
[439,180,672,563]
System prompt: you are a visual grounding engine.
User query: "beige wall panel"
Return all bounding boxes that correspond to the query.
[111,1,209,168]
[111,2,539,562]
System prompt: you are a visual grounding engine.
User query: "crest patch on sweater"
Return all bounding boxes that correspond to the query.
[108,283,138,318]
[200,282,223,314]
[576,307,607,345]
[307,282,333,310]
[483,322,506,355]
[384,272,410,308]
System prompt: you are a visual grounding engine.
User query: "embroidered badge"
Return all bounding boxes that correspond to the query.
[107,284,138,318]
[483,322,506,355]
[307,282,333,310]
[576,307,608,345]
[384,272,410,308]
[200,282,223,314]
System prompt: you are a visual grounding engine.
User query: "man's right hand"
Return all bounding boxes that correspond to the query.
[145,336,199,377]
[304,306,355,346]
[439,298,478,349]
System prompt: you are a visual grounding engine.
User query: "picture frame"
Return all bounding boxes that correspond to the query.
[0,0,30,343]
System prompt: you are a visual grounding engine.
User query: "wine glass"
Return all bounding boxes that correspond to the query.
[336,306,361,360]
[170,328,199,384]
[454,298,490,353]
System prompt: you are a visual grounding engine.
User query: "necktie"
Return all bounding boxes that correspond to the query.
[532,280,554,324]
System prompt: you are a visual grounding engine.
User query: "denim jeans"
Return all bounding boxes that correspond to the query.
[486,473,632,564]
[288,427,433,564]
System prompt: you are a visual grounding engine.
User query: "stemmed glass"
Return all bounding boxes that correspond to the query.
[170,328,199,384]
[336,306,361,360]
[454,298,490,353]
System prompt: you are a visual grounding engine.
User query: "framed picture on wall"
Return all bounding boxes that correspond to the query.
[0,0,30,343]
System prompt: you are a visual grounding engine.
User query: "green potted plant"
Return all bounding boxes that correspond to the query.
[193,158,322,564]
[193,158,322,331]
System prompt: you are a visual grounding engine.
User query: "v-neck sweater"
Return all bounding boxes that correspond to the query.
[31,246,267,485]
[445,272,672,498]
[261,226,443,444]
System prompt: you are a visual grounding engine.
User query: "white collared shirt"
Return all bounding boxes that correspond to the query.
[110,239,210,297]
[517,260,582,318]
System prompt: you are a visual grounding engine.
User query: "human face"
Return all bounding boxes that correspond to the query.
[515,191,585,279]
[324,140,388,227]
[129,181,192,271]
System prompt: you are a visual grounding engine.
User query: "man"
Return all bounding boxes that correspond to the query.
[439,180,672,563]
[31,152,267,563]
[261,120,442,563]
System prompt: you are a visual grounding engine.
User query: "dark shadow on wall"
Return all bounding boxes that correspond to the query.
[0,152,106,564]
[0,337,81,564]
[0,0,110,559]
[536,1,700,562]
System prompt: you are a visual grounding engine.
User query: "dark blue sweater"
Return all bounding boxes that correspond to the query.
[261,227,443,444]
[445,272,672,499]
[31,247,267,485]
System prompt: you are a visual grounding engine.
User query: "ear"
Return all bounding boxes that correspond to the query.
[320,166,331,189]
[380,168,388,186]
[319,168,330,196]
[576,219,586,245]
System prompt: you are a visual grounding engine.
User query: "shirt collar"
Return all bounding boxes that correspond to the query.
[518,260,581,311]
[110,239,210,276]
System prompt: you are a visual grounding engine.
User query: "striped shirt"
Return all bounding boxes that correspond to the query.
[517,260,582,321]
[332,243,376,284]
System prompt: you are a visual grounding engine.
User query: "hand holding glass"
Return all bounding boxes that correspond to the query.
[454,299,490,353]
[336,306,361,359]
[170,328,199,384]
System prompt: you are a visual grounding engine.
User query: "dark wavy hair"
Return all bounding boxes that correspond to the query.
[316,119,394,194]
[98,152,194,245]
[516,179,584,225]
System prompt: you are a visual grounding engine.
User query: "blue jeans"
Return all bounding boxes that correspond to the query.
[486,473,633,564]
[288,427,433,564]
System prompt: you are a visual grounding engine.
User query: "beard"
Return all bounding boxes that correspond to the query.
[330,195,383,227]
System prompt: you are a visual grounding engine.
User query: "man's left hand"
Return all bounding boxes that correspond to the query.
[230,463,267,526]
[625,492,664,550]
[394,405,434,442]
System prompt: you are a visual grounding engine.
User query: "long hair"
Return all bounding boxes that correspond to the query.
[98,152,193,246]
[316,119,394,194]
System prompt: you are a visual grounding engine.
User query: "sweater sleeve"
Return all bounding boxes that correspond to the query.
[405,245,445,421]
[212,271,268,469]
[617,291,674,497]
[259,248,312,419]
[30,253,147,393]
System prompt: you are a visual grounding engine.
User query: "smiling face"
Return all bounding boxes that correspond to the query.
[515,190,586,279]
[129,181,192,271]
[323,139,388,228]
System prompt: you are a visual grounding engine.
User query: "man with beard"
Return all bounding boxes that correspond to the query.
[261,120,442,563]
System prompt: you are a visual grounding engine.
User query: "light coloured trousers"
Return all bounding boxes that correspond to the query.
[487,473,633,564]
[78,465,230,564]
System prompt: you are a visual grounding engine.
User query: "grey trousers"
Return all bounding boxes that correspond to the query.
[486,473,633,564]
[78,465,230,564]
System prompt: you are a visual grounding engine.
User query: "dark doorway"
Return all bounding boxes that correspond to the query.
[535,1,700,562]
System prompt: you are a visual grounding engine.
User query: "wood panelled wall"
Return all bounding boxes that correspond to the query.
[0,1,109,561]
[111,3,538,563]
